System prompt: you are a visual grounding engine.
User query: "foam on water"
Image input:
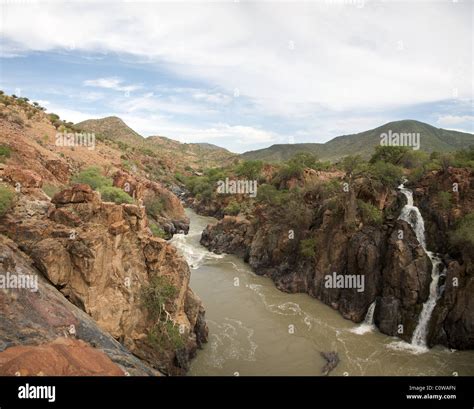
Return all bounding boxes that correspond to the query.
[170,232,224,269]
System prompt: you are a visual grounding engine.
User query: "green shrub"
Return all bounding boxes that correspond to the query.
[289,152,319,169]
[340,155,363,176]
[149,222,167,238]
[48,113,60,122]
[453,147,474,169]
[357,199,383,225]
[144,196,165,218]
[147,320,184,351]
[276,162,304,183]
[224,200,241,216]
[235,160,263,180]
[141,275,178,321]
[450,212,474,248]
[437,191,453,210]
[370,145,409,165]
[300,238,316,258]
[98,186,133,204]
[0,185,15,216]
[72,166,112,190]
[256,184,287,206]
[369,161,403,188]
[0,144,11,162]
[42,183,61,198]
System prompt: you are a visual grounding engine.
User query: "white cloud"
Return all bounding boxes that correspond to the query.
[437,115,474,126]
[1,1,471,119]
[192,91,232,105]
[83,77,141,93]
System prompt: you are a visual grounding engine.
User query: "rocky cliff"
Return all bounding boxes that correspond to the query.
[0,95,207,375]
[0,178,207,374]
[200,169,474,349]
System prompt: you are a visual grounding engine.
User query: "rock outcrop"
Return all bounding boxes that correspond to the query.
[199,171,474,349]
[0,235,158,376]
[0,183,207,375]
[0,338,125,376]
[113,170,189,235]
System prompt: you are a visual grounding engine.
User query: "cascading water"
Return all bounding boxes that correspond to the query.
[351,301,376,335]
[397,181,444,349]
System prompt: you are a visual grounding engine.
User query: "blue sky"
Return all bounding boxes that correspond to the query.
[0,1,472,153]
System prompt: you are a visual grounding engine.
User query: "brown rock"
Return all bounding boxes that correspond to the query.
[4,165,42,188]
[52,184,98,205]
[0,338,125,376]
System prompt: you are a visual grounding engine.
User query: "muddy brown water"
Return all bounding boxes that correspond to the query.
[171,209,474,376]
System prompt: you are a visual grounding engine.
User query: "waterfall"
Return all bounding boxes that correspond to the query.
[364,301,376,325]
[397,182,443,349]
[351,301,376,335]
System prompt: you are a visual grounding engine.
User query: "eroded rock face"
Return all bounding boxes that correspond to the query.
[3,165,43,188]
[0,235,158,376]
[113,170,189,235]
[199,175,473,349]
[0,184,207,375]
[0,338,125,376]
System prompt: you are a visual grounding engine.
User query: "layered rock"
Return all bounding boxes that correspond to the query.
[113,170,189,235]
[0,235,158,376]
[0,338,125,376]
[199,173,474,349]
[0,183,207,375]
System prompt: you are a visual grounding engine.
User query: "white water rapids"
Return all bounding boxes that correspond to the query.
[169,208,474,374]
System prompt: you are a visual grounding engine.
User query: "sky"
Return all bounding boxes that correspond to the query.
[0,0,472,153]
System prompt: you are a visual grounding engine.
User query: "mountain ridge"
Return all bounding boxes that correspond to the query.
[241,119,474,162]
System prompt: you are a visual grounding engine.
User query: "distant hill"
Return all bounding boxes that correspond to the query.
[241,120,474,162]
[77,116,143,146]
[76,117,236,169]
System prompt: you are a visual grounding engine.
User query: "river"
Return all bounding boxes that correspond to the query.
[170,209,474,376]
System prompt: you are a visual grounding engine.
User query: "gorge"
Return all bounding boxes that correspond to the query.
[172,209,474,375]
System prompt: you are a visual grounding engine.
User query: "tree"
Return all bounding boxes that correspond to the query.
[370,145,409,165]
[235,160,263,180]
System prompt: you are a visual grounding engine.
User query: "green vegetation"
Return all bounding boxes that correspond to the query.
[437,191,453,210]
[256,184,288,206]
[99,186,133,204]
[42,183,61,199]
[241,120,474,163]
[147,320,184,351]
[224,200,241,216]
[72,166,112,190]
[141,275,184,351]
[450,212,474,249]
[0,144,11,162]
[235,160,263,180]
[0,185,15,216]
[370,145,409,165]
[368,161,403,188]
[141,275,178,320]
[71,166,134,204]
[300,238,316,258]
[357,199,383,225]
[149,222,167,238]
[144,196,165,218]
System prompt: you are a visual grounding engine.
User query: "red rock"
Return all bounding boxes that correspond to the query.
[0,338,125,376]
[3,165,42,188]
[52,184,98,205]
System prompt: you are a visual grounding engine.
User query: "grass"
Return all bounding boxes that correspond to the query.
[0,144,11,163]
[0,184,15,216]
